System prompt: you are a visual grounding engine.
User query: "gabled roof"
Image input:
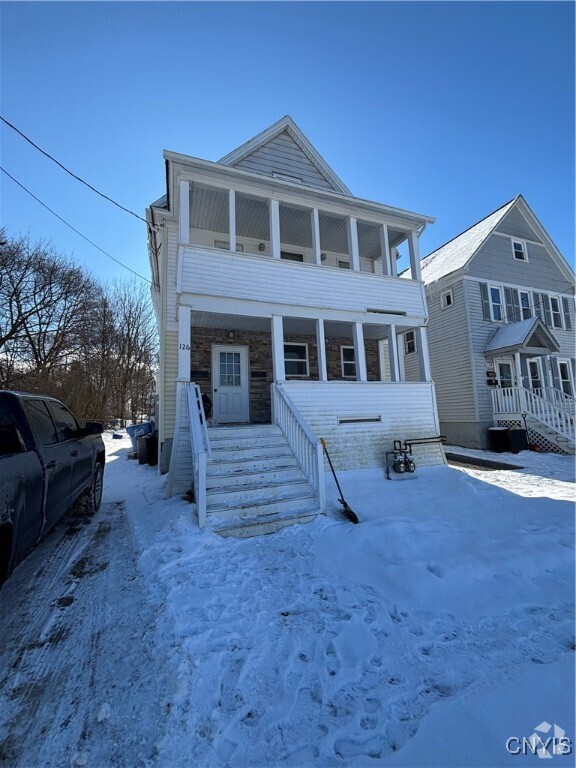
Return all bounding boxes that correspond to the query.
[218,115,352,196]
[485,317,560,355]
[420,195,575,287]
[420,197,518,284]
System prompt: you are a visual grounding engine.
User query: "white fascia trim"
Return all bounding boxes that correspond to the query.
[492,231,541,248]
[163,151,435,229]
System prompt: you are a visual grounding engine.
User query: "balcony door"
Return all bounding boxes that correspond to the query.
[211,345,250,424]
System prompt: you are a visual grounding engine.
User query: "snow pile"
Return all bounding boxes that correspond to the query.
[103,433,575,767]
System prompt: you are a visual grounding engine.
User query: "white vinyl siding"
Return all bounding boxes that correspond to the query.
[180,245,427,318]
[283,380,444,470]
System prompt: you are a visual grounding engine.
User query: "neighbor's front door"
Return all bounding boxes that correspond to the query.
[494,357,518,411]
[211,345,250,424]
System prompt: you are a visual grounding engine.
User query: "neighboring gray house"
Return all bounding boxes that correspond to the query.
[419,195,575,454]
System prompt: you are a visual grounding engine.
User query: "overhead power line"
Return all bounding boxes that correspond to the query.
[1,166,152,284]
[0,114,149,226]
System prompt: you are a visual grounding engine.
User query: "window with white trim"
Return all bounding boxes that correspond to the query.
[404,330,417,355]
[441,289,454,309]
[519,291,532,320]
[489,286,504,321]
[284,344,309,377]
[512,239,528,261]
[549,297,563,329]
[558,360,574,396]
[341,346,356,378]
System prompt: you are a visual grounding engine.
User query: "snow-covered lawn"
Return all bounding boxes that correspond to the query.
[105,433,575,767]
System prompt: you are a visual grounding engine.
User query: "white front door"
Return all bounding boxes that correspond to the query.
[211,345,250,424]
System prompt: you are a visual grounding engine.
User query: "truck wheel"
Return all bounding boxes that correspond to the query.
[90,463,104,513]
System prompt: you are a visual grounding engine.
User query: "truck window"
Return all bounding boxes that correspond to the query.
[48,401,79,441]
[0,400,25,455]
[23,400,59,446]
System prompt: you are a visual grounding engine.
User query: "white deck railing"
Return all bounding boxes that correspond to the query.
[272,384,325,512]
[532,386,575,415]
[491,386,574,442]
[186,383,211,527]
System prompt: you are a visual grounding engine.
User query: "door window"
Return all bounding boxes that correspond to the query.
[24,400,58,446]
[48,401,79,441]
[527,359,543,391]
[497,362,514,388]
[219,352,241,387]
[0,400,24,455]
[558,361,574,396]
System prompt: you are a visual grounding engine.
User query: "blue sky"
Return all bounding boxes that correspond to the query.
[1,1,574,284]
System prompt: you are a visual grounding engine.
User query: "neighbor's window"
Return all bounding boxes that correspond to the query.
[441,289,454,309]
[404,330,417,355]
[512,239,527,261]
[550,297,563,329]
[284,344,309,376]
[519,291,532,320]
[490,286,504,321]
[341,346,356,378]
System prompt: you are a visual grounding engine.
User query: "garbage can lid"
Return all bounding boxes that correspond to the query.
[488,426,508,430]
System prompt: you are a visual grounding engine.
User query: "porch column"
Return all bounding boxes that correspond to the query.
[228,189,236,251]
[270,199,281,259]
[379,223,392,276]
[388,325,401,382]
[347,217,360,272]
[416,327,432,382]
[352,322,367,382]
[311,208,322,265]
[177,305,191,381]
[408,230,422,281]
[316,319,328,381]
[179,180,190,245]
[271,315,285,381]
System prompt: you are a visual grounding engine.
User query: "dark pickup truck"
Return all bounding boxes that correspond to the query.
[0,391,105,585]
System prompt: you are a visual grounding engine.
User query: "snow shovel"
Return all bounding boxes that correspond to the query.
[320,438,359,524]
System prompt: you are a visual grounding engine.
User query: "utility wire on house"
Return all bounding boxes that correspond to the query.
[0,115,151,227]
[1,166,152,284]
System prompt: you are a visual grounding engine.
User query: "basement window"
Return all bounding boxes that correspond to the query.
[338,415,382,424]
[280,251,304,263]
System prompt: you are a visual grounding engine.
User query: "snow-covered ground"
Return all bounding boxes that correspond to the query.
[1,434,574,767]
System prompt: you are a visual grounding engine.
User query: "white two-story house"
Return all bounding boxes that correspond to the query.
[420,195,575,454]
[147,116,445,536]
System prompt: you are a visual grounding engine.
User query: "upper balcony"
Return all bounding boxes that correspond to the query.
[178,178,426,279]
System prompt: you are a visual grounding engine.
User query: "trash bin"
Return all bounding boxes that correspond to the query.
[126,421,154,452]
[488,426,510,453]
[508,429,528,454]
[146,433,158,466]
[137,435,148,464]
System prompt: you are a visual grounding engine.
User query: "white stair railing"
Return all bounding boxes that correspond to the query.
[537,386,575,415]
[186,383,211,527]
[491,386,574,442]
[271,384,325,512]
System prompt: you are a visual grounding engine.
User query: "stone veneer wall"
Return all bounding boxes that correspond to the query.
[189,328,381,423]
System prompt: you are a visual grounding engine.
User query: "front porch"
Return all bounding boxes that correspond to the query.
[485,317,575,454]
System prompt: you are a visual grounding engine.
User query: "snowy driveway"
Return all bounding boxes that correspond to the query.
[0,435,574,768]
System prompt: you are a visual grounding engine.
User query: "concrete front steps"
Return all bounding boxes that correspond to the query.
[205,424,321,537]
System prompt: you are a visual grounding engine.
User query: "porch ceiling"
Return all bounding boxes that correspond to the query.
[190,183,409,257]
[190,311,398,339]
